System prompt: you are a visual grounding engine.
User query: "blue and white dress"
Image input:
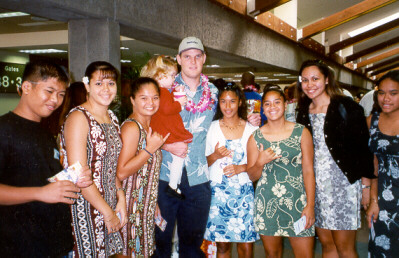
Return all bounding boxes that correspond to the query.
[368,113,399,257]
[203,121,258,242]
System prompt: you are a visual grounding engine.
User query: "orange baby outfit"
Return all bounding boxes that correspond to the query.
[150,87,192,144]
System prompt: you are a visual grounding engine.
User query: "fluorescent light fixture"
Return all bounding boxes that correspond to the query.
[205,64,220,68]
[18,21,63,26]
[286,76,298,79]
[120,47,129,50]
[348,12,399,37]
[234,74,242,77]
[273,73,290,76]
[266,79,280,81]
[0,12,29,18]
[256,77,269,80]
[19,49,67,54]
[121,60,131,63]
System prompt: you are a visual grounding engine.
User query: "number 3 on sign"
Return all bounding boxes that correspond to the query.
[15,77,22,88]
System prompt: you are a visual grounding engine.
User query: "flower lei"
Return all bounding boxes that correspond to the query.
[172,74,212,114]
[244,84,258,92]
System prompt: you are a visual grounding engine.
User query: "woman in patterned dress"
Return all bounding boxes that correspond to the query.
[203,82,258,257]
[247,85,316,257]
[296,60,375,257]
[61,61,127,257]
[116,77,169,257]
[366,71,399,257]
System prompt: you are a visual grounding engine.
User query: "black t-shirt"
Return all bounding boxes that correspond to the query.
[0,112,74,257]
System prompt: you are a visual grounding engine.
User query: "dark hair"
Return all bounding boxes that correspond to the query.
[58,82,87,128]
[296,59,342,109]
[85,61,118,82]
[262,84,286,103]
[22,61,69,84]
[214,82,248,121]
[377,70,399,86]
[212,78,226,92]
[371,89,381,114]
[241,71,255,86]
[129,77,160,99]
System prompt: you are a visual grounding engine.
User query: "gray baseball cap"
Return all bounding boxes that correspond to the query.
[178,37,204,54]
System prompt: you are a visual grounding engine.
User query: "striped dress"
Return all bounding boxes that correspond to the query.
[120,118,162,257]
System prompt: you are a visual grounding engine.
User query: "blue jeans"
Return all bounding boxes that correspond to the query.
[154,169,211,258]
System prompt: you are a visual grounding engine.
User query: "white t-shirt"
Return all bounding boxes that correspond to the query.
[205,120,258,184]
[359,90,375,117]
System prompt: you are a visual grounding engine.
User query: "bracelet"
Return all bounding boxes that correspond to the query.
[117,187,125,192]
[143,148,153,156]
[371,198,378,203]
[104,212,116,222]
[362,184,371,189]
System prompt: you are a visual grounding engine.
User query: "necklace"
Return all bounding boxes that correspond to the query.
[221,119,242,130]
[172,74,212,114]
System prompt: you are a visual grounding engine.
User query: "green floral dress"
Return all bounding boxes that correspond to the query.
[253,123,314,237]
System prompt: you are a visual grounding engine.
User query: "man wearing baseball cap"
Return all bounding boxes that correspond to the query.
[154,36,217,257]
[154,36,260,257]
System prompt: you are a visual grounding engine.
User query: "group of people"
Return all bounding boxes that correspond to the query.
[0,36,398,258]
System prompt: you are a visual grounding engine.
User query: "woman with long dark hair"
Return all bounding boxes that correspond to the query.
[296,59,375,257]
[366,70,399,257]
[204,82,258,257]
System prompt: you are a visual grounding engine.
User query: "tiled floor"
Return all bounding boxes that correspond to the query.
[232,211,370,257]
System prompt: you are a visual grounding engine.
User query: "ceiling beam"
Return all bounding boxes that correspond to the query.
[364,55,399,73]
[370,62,399,76]
[345,36,399,63]
[374,67,399,78]
[329,18,399,53]
[300,0,396,40]
[357,47,399,68]
[211,0,247,15]
[247,0,291,17]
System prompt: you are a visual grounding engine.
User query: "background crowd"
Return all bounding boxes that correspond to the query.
[0,36,398,258]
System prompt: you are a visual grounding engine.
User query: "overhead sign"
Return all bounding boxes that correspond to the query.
[0,62,25,93]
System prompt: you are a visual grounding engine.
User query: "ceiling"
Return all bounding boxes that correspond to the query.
[0,0,398,89]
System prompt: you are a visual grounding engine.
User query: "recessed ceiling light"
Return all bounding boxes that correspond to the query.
[18,21,63,26]
[121,60,131,63]
[120,47,129,50]
[273,73,290,76]
[19,49,67,54]
[205,64,220,68]
[0,12,29,18]
[348,12,399,37]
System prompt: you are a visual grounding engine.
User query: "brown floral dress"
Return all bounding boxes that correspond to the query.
[120,118,161,257]
[60,106,123,257]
